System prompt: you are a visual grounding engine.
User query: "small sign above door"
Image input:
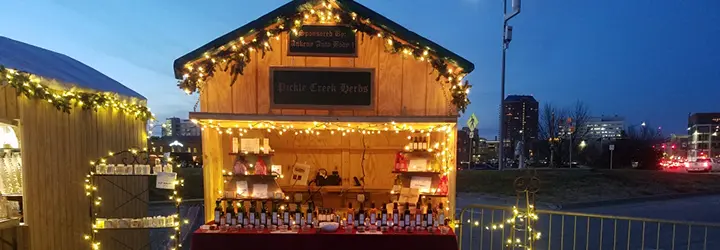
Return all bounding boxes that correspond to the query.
[288,25,357,57]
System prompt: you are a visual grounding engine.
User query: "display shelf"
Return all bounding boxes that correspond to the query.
[229,152,274,157]
[281,186,387,193]
[392,170,442,176]
[217,197,285,202]
[222,174,278,178]
[95,226,176,230]
[419,193,448,198]
[92,174,159,177]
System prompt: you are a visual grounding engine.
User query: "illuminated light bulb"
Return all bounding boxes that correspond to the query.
[387,39,393,45]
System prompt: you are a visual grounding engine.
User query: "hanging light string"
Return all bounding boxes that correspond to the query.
[177,0,472,112]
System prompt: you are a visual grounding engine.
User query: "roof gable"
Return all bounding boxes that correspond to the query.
[174,0,474,112]
[0,36,145,99]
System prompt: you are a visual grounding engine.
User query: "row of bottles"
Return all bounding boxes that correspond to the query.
[213,200,319,228]
[212,199,450,230]
[408,136,430,151]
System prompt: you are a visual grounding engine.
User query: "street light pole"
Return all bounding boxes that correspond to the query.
[498,0,521,171]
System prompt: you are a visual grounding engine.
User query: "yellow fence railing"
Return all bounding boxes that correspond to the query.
[458,204,720,250]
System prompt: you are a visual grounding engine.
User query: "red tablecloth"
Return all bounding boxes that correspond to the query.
[191,226,458,250]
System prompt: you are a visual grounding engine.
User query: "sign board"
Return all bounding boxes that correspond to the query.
[270,67,374,109]
[609,145,615,151]
[288,25,357,57]
[467,113,478,130]
[155,172,177,190]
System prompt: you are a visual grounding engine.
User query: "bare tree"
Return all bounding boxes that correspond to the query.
[568,100,591,142]
[538,103,566,167]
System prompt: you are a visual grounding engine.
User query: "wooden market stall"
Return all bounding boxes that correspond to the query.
[174,0,474,249]
[0,36,151,250]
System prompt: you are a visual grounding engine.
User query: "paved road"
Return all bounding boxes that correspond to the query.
[458,195,720,250]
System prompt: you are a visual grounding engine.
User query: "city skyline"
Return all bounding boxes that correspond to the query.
[1,0,718,138]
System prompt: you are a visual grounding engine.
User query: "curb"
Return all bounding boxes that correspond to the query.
[556,191,720,210]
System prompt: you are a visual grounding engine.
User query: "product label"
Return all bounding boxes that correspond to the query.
[399,220,405,227]
[404,215,410,225]
[307,214,313,225]
[370,213,376,224]
[284,212,290,225]
[261,213,267,224]
[214,211,221,223]
[410,220,416,227]
[231,218,237,226]
[225,214,232,224]
[255,219,260,226]
[220,216,226,226]
[359,214,365,223]
[239,214,244,225]
[272,212,278,225]
[381,214,387,226]
[348,214,354,224]
[249,213,255,224]
[416,214,422,225]
[422,220,427,227]
[439,215,445,225]
[393,214,399,225]
[427,215,433,226]
[295,213,302,225]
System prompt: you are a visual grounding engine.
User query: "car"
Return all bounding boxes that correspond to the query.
[684,158,715,172]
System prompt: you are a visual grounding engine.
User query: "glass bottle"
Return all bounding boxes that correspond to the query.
[347,203,355,227]
[381,203,388,227]
[392,202,400,227]
[237,201,246,227]
[271,201,279,226]
[260,201,268,226]
[226,201,235,226]
[249,201,257,226]
[369,202,377,226]
[213,200,222,225]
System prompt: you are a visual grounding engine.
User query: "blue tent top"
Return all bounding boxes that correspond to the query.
[0,36,145,99]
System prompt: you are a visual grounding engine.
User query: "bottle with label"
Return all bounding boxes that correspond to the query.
[413,137,419,150]
[415,201,423,227]
[369,202,377,226]
[438,203,447,226]
[422,137,428,150]
[426,201,434,228]
[380,203,388,227]
[271,202,279,226]
[357,202,366,227]
[226,201,235,226]
[294,202,303,226]
[403,202,411,228]
[283,202,291,226]
[237,201,246,227]
[346,203,354,227]
[213,200,222,225]
[260,201,268,226]
[306,202,315,227]
[392,202,400,227]
[249,201,257,226]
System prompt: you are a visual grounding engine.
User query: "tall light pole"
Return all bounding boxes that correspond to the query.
[498,0,522,170]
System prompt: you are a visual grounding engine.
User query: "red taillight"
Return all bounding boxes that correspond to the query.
[685,162,690,168]
[704,162,709,168]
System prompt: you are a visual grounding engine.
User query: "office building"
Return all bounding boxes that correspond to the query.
[162,117,201,137]
[457,127,480,167]
[687,113,720,159]
[583,116,624,140]
[502,95,539,158]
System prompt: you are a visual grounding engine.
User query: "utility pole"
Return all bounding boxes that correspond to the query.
[498,0,521,171]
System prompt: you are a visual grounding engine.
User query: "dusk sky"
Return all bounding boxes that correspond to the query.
[1,0,718,138]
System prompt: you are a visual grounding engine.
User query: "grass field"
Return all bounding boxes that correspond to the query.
[456,169,720,204]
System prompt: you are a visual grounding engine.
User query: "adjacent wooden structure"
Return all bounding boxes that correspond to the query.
[175,0,474,224]
[0,39,148,249]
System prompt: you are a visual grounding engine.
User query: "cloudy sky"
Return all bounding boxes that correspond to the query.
[1,0,719,138]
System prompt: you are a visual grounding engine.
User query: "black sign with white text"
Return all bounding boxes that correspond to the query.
[270,68,374,108]
[288,25,357,57]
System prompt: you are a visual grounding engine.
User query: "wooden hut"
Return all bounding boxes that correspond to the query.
[173,0,474,225]
[0,36,151,250]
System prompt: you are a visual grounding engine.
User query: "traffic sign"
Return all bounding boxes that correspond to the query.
[467,113,478,130]
[609,145,615,151]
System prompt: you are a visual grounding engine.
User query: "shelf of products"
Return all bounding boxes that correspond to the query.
[281,186,387,194]
[229,152,275,157]
[391,171,442,176]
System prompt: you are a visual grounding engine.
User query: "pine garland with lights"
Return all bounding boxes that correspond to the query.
[177,0,472,112]
[0,66,153,121]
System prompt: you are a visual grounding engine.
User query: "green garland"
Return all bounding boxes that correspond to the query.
[0,65,153,121]
[178,0,472,112]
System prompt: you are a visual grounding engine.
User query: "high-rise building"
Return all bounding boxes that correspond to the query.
[583,116,625,140]
[687,113,720,159]
[457,127,481,167]
[502,95,539,158]
[162,117,201,137]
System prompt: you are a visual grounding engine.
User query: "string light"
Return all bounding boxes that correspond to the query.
[0,66,153,121]
[176,0,472,112]
[85,149,182,249]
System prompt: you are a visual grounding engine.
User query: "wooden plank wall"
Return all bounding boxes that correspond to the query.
[0,85,19,123]
[18,96,147,250]
[202,31,459,117]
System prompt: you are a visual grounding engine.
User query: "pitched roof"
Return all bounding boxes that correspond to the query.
[0,36,145,99]
[173,0,474,79]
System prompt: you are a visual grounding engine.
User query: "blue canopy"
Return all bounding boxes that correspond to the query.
[0,36,144,99]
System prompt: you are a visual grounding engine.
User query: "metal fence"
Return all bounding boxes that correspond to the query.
[458,204,720,250]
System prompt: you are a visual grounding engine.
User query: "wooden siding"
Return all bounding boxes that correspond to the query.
[0,85,19,123]
[201,31,458,117]
[17,96,147,250]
